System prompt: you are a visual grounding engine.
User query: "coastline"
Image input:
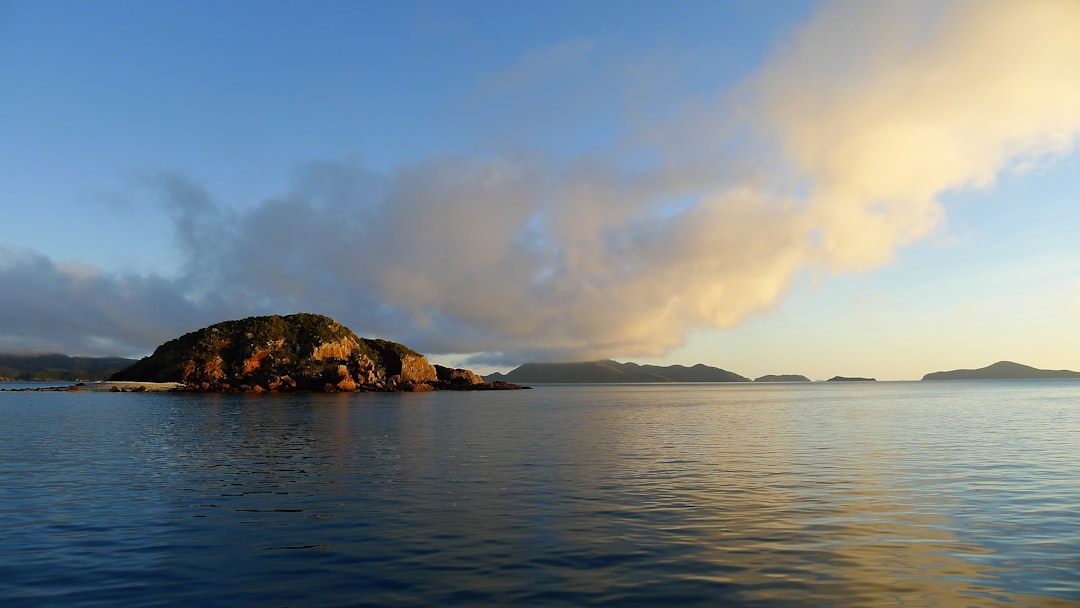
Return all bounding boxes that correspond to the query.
[1,381,184,392]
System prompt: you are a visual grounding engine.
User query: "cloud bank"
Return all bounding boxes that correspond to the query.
[3,0,1079,362]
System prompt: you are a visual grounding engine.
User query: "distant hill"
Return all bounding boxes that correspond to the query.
[754,374,811,383]
[922,361,1080,381]
[827,376,876,382]
[0,354,137,381]
[484,360,749,383]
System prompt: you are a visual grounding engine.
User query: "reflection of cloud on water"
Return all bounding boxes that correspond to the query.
[732,385,1073,605]
[548,383,1073,605]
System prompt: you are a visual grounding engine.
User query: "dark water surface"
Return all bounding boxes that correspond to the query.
[2,381,1078,606]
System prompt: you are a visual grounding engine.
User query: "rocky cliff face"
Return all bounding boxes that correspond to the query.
[110,313,499,393]
[434,365,484,386]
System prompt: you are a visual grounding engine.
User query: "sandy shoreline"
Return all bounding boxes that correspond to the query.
[83,381,185,392]
[1,381,184,392]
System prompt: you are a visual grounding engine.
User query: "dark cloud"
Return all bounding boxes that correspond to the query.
[0,247,215,356]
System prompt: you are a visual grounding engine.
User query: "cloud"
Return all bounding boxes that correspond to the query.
[0,247,214,356]
[157,158,813,362]
[3,1,1079,363]
[752,0,1080,270]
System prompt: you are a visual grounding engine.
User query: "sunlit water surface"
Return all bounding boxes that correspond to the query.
[2,381,1078,606]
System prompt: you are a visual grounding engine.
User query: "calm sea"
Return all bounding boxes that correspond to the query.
[1,381,1078,606]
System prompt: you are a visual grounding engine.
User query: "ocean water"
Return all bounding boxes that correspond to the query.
[1,381,1078,606]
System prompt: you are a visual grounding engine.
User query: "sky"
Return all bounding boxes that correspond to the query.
[2,0,1079,381]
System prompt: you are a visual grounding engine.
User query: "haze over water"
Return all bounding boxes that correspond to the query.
[2,381,1078,606]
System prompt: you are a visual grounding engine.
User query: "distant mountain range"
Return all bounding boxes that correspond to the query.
[6,353,1078,385]
[485,359,1080,384]
[922,361,1080,380]
[484,360,750,383]
[0,354,137,381]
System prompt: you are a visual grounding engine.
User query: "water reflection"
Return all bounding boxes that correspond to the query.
[2,383,1078,606]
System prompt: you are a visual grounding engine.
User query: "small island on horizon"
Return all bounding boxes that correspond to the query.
[921,361,1080,381]
[754,374,812,383]
[485,360,1080,384]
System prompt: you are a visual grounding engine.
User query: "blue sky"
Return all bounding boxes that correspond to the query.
[1,0,811,271]
[2,0,1078,380]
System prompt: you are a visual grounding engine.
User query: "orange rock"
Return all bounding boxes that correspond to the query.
[435,365,484,385]
[242,350,271,374]
[311,339,359,361]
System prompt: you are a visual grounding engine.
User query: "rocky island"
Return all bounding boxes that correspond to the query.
[110,313,524,393]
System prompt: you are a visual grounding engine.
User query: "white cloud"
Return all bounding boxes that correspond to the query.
[753,0,1080,270]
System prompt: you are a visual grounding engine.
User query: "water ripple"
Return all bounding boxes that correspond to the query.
[2,382,1079,606]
